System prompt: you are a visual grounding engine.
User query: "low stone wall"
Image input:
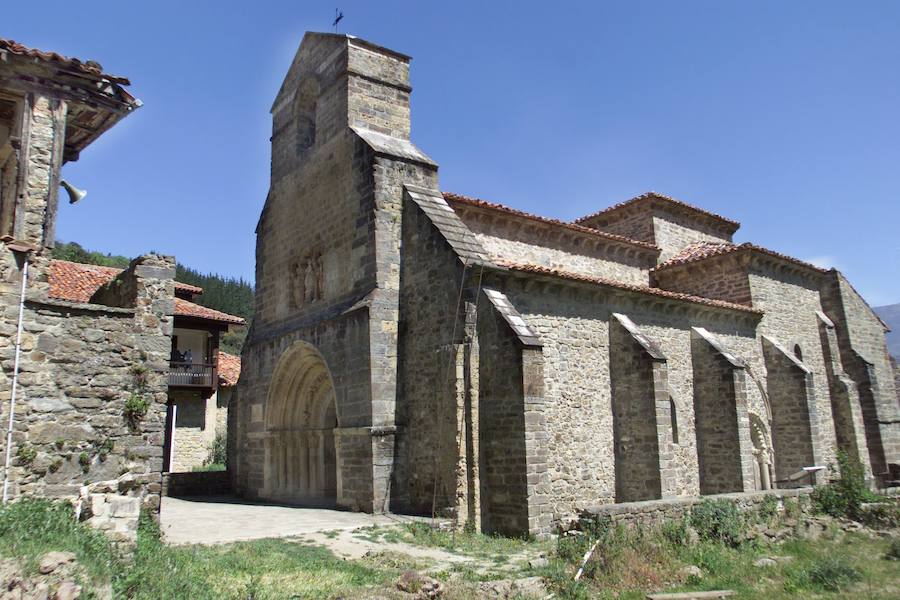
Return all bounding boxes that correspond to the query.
[576,488,813,529]
[163,471,230,497]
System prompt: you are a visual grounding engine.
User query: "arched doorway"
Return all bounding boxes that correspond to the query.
[264,342,338,505]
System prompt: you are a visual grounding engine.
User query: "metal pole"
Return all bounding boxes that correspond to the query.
[2,256,29,504]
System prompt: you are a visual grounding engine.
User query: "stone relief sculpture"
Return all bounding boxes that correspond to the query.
[292,252,325,307]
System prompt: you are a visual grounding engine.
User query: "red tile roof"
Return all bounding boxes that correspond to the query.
[175,281,204,295]
[217,351,241,387]
[654,241,739,270]
[652,242,827,274]
[174,298,245,325]
[443,192,660,253]
[0,38,128,83]
[48,260,245,325]
[494,259,762,314]
[574,191,740,233]
[48,261,121,304]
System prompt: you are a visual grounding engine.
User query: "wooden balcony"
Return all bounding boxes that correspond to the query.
[168,362,216,388]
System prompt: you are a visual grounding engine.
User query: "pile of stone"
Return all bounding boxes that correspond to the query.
[0,551,99,600]
[394,570,444,598]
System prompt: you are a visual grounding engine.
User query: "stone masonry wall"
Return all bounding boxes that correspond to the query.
[0,254,174,543]
[653,256,752,306]
[581,205,655,243]
[394,196,467,515]
[651,208,733,262]
[457,216,652,286]
[169,389,211,472]
[762,337,822,486]
[579,488,813,530]
[501,274,762,524]
[476,296,532,535]
[691,329,755,494]
[817,313,871,477]
[609,316,664,502]
[820,271,900,482]
[748,265,838,470]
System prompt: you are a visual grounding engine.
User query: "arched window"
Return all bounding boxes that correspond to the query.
[669,396,679,445]
[294,78,319,153]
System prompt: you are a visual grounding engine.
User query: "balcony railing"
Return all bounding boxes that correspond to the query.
[168,362,215,388]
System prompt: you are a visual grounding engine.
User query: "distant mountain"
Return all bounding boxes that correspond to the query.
[874,303,900,359]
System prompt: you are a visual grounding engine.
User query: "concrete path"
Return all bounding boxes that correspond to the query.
[160,496,426,546]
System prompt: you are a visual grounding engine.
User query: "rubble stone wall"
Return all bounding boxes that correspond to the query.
[0,255,174,543]
[579,488,813,529]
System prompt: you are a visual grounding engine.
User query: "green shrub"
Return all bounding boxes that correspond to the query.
[783,496,801,520]
[16,444,37,467]
[812,451,878,520]
[807,555,862,592]
[689,499,743,546]
[124,394,150,428]
[207,432,227,467]
[757,493,779,522]
[660,517,689,547]
[78,452,91,473]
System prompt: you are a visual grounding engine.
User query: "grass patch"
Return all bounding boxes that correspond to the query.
[0,498,115,583]
[0,500,397,599]
[117,513,395,599]
[387,521,545,560]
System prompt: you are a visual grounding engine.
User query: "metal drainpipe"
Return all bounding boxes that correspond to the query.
[2,255,29,504]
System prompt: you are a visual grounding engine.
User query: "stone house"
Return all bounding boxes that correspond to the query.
[231,32,900,537]
[0,37,241,542]
[46,260,244,473]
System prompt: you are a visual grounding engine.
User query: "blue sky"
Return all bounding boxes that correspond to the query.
[7,1,899,304]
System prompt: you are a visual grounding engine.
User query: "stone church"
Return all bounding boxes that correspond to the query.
[231,32,900,537]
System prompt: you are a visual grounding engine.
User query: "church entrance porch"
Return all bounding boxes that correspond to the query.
[262,342,339,506]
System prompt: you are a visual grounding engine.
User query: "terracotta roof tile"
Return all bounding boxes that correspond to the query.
[48,261,121,303]
[574,191,740,233]
[48,260,245,325]
[443,192,660,253]
[494,259,761,314]
[0,38,127,83]
[652,242,827,274]
[217,351,241,387]
[175,298,245,325]
[654,241,739,270]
